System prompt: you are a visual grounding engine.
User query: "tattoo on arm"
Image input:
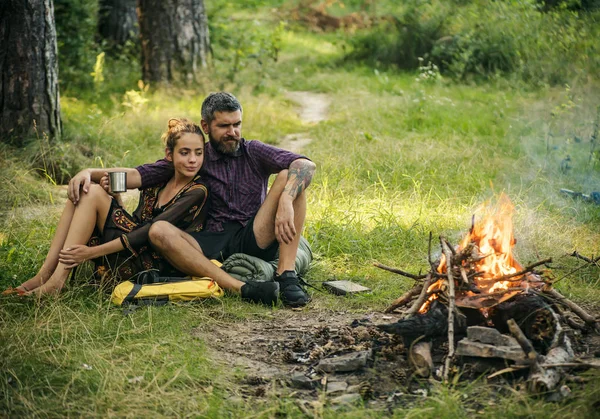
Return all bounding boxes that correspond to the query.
[284,160,316,199]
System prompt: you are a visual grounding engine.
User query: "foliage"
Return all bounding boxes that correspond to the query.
[346,0,600,85]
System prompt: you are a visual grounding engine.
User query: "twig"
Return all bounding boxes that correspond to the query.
[373,263,427,280]
[385,284,424,313]
[570,251,600,266]
[497,258,553,282]
[543,288,600,333]
[507,318,539,363]
[441,238,456,382]
[403,274,433,318]
[428,231,436,271]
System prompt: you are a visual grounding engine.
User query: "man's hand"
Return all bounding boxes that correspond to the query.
[275,197,296,244]
[68,169,92,204]
[59,245,96,269]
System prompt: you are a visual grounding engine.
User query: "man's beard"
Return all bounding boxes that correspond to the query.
[208,131,240,155]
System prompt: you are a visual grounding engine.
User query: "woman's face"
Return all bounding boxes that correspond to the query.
[167,132,204,178]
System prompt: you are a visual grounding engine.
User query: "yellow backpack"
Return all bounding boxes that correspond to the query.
[111,276,224,306]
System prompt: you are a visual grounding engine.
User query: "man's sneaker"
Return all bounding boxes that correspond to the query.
[240,281,280,306]
[275,270,311,307]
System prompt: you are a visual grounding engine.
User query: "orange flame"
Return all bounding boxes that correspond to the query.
[419,194,524,313]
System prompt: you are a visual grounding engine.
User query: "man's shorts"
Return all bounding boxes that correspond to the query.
[190,216,279,262]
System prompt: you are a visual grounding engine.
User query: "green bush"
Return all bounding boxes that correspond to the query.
[346,0,600,84]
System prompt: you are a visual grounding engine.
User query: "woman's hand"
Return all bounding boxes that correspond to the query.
[59,245,97,269]
[100,172,125,207]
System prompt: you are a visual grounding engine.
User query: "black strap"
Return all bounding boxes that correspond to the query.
[123,283,142,303]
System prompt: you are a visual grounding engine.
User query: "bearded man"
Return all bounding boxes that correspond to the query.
[69,92,316,306]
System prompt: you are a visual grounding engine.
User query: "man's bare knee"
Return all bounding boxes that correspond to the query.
[148,221,177,249]
[273,170,288,189]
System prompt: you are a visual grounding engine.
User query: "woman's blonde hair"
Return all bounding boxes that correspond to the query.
[161,118,204,152]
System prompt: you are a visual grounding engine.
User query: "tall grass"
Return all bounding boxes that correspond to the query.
[1,1,600,416]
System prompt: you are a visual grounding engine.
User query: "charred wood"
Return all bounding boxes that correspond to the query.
[488,294,557,353]
[377,301,466,345]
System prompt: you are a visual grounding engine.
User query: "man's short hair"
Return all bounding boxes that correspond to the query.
[201,92,242,125]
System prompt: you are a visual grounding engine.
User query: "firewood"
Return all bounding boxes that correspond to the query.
[529,344,574,392]
[507,319,539,363]
[543,288,600,333]
[384,284,424,313]
[441,238,457,382]
[409,340,433,378]
[373,262,427,280]
[498,258,553,282]
[403,273,433,318]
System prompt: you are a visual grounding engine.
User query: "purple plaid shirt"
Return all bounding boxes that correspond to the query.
[136,139,306,232]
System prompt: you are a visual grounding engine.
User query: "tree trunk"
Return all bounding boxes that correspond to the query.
[137,0,210,84]
[97,0,138,51]
[0,0,62,145]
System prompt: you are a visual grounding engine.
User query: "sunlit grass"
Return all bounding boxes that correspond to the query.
[2,2,600,416]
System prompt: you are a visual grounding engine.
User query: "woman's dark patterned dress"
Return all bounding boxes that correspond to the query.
[89,174,208,285]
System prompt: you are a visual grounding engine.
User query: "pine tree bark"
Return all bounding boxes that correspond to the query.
[137,0,210,84]
[0,0,62,145]
[97,0,138,51]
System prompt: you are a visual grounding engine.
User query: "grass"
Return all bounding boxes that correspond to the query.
[2,3,600,417]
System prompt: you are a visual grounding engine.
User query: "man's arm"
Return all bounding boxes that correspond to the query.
[68,167,142,204]
[283,158,316,200]
[276,158,316,244]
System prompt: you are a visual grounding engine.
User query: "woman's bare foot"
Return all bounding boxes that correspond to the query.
[26,275,68,296]
[18,272,52,293]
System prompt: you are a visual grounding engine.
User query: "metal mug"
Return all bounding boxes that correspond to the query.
[108,171,127,193]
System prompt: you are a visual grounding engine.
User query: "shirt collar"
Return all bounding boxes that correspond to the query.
[207,138,245,161]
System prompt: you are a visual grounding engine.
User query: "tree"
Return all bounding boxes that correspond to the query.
[0,0,62,145]
[137,0,210,84]
[97,0,138,52]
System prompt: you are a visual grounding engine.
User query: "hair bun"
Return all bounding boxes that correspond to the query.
[168,118,182,129]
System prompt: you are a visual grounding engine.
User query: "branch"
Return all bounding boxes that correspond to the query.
[543,288,600,333]
[403,274,433,318]
[570,251,600,266]
[507,318,539,363]
[441,238,456,383]
[384,284,424,313]
[373,262,427,280]
[498,258,553,282]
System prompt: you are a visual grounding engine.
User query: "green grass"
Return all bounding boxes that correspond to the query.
[2,2,600,417]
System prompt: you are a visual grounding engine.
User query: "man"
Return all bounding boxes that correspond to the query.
[70,92,316,306]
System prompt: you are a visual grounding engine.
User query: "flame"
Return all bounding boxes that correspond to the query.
[419,194,524,313]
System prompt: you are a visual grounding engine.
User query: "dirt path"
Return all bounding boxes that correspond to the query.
[277,91,331,153]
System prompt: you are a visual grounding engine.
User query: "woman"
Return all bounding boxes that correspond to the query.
[4,118,208,296]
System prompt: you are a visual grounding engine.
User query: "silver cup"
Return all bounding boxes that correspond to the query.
[108,171,127,193]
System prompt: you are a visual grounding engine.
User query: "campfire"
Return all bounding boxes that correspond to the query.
[375,194,600,393]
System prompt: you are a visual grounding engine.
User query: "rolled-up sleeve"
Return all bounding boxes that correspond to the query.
[247,141,310,174]
[135,159,174,188]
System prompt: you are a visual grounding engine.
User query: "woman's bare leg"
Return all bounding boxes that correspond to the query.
[29,185,112,295]
[16,199,78,292]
